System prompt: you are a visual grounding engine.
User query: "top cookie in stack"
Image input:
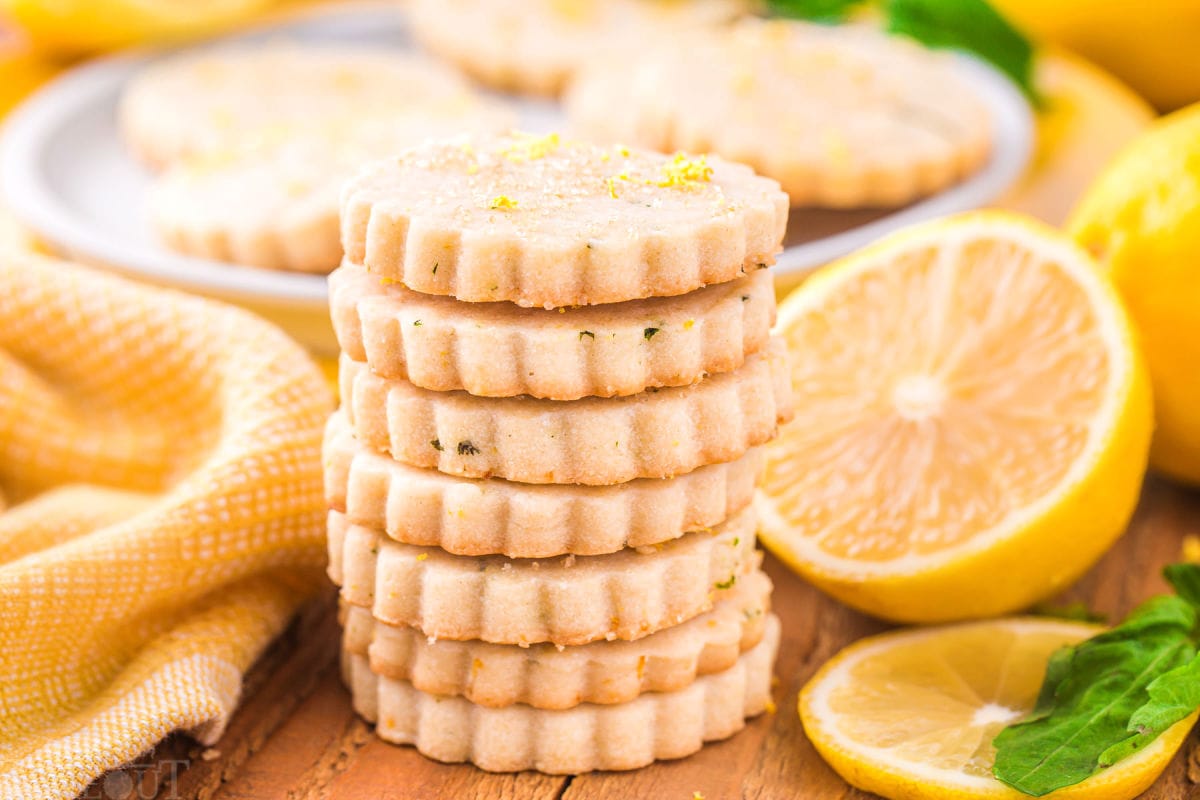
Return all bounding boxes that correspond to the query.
[339,132,788,310]
[326,133,793,773]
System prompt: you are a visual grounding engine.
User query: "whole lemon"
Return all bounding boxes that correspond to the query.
[0,28,58,118]
[0,0,279,54]
[1069,104,1200,485]
[998,47,1154,226]
[993,0,1200,111]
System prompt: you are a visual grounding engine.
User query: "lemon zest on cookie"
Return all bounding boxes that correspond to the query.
[658,153,713,189]
[489,195,519,210]
[502,132,561,162]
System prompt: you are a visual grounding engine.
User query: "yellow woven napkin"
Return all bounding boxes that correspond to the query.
[0,250,332,799]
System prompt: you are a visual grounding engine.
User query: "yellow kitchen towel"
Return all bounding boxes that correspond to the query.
[0,250,333,800]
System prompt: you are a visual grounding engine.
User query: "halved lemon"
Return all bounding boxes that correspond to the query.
[759,211,1152,622]
[800,618,1197,800]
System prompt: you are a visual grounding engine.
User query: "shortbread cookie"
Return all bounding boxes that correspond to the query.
[342,614,780,773]
[340,569,771,709]
[132,46,513,273]
[340,134,789,308]
[151,110,512,273]
[338,337,793,485]
[564,19,993,208]
[408,0,746,97]
[328,505,760,645]
[120,44,486,169]
[324,412,762,557]
[330,262,775,398]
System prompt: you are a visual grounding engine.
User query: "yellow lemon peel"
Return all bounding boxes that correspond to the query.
[502,132,561,162]
[658,153,713,189]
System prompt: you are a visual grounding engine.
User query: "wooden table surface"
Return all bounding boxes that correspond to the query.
[100,476,1200,800]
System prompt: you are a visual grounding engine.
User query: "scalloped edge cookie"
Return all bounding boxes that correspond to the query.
[342,614,780,773]
[338,337,793,486]
[324,411,762,557]
[340,134,789,308]
[340,569,771,709]
[330,262,775,399]
[120,44,481,169]
[150,110,513,274]
[327,505,760,646]
[407,0,748,97]
[564,19,993,208]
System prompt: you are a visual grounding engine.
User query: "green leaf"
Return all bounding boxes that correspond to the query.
[1164,563,1200,610]
[884,0,1039,102]
[764,0,867,22]
[1026,646,1075,723]
[1099,653,1200,766]
[992,595,1198,796]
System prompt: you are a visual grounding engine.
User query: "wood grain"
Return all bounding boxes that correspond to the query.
[114,476,1200,800]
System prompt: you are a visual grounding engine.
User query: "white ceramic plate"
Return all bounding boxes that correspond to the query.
[0,5,1033,313]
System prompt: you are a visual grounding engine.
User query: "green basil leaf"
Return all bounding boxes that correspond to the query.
[992,595,1197,796]
[1164,563,1200,610]
[764,0,868,22]
[884,0,1039,102]
[1099,653,1200,766]
[1026,646,1075,723]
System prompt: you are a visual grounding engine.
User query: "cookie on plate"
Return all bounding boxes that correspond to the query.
[408,0,747,97]
[564,18,993,208]
[120,44,489,169]
[341,133,789,308]
[126,45,513,273]
[150,110,511,274]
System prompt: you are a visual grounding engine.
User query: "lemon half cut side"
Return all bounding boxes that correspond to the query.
[759,211,1152,622]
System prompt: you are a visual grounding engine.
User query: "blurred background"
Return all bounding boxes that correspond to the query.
[0,0,1187,353]
[4,0,1195,112]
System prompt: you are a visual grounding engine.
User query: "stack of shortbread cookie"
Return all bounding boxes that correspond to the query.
[324,133,792,773]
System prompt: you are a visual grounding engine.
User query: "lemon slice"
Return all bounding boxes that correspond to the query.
[759,211,1151,622]
[800,618,1197,800]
